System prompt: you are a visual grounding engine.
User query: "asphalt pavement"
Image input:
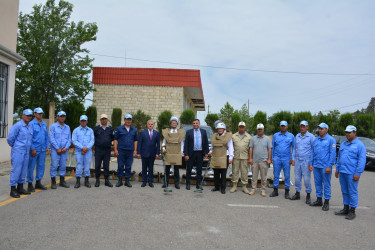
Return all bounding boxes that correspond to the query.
[0,155,374,250]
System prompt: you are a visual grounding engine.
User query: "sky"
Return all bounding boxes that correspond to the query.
[18,0,375,122]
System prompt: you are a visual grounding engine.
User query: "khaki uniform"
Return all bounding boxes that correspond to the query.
[232,132,252,185]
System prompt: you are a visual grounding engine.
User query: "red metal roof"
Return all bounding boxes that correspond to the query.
[92,67,202,88]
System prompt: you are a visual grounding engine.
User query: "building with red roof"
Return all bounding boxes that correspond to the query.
[92,67,205,124]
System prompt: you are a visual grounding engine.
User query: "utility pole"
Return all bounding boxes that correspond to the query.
[207,104,210,114]
[248,99,250,115]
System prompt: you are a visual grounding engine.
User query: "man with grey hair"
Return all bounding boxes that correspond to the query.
[248,123,272,197]
[137,120,160,187]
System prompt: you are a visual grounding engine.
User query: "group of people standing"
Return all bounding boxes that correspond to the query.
[7,109,366,220]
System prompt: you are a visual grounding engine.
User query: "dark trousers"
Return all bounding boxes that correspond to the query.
[186,150,204,186]
[165,164,180,185]
[117,149,133,179]
[141,157,155,184]
[95,147,111,178]
[214,157,229,190]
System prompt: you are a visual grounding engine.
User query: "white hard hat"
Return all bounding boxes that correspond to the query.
[216,122,226,129]
[170,116,179,124]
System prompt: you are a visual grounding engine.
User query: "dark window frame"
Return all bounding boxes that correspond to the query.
[0,62,9,138]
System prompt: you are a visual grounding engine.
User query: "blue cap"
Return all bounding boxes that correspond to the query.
[300,120,308,126]
[57,111,66,116]
[80,115,88,121]
[33,107,44,114]
[280,120,288,126]
[23,109,33,116]
[345,125,356,132]
[317,123,328,129]
[124,114,132,119]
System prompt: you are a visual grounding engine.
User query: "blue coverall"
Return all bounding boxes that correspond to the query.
[7,120,33,186]
[72,126,95,177]
[49,122,71,177]
[272,131,295,189]
[292,131,315,193]
[310,133,336,200]
[336,138,366,208]
[114,125,138,179]
[27,119,49,182]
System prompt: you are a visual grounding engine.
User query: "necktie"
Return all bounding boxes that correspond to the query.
[150,130,152,140]
[195,129,199,150]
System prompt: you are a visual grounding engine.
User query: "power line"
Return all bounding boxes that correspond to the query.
[321,101,369,112]
[88,53,375,76]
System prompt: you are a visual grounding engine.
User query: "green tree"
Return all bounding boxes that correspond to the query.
[269,111,293,134]
[111,108,122,129]
[230,111,241,133]
[205,113,219,130]
[355,114,374,138]
[291,111,313,134]
[157,110,172,138]
[253,111,267,133]
[318,113,333,131]
[365,97,375,114]
[180,109,195,125]
[132,110,152,134]
[85,106,97,128]
[219,102,234,126]
[62,100,85,132]
[16,0,98,114]
[338,113,354,135]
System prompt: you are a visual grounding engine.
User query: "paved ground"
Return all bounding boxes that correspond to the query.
[0,155,374,249]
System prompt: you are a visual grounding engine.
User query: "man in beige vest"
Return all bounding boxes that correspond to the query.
[210,122,234,194]
[230,121,252,194]
[162,116,185,189]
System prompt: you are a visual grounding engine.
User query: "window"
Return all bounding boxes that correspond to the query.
[0,62,9,138]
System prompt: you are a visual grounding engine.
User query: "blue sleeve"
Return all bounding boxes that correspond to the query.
[49,125,58,149]
[134,128,138,141]
[65,126,71,149]
[310,141,315,166]
[114,127,120,140]
[329,137,336,167]
[336,147,341,172]
[7,123,19,147]
[271,134,276,159]
[355,143,367,176]
[291,135,295,160]
[72,128,83,150]
[87,129,95,149]
[45,125,50,149]
[156,132,160,155]
[30,122,37,150]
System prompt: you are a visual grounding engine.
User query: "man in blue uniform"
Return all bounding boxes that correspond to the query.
[72,115,95,188]
[93,114,114,187]
[7,109,34,198]
[270,120,295,199]
[49,111,71,189]
[309,123,336,211]
[26,107,50,192]
[290,121,315,204]
[114,114,138,188]
[137,120,160,187]
[335,125,366,220]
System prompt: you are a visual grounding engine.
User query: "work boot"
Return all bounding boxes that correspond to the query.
[249,189,256,195]
[242,185,250,194]
[230,183,237,193]
[124,178,132,188]
[335,205,349,216]
[305,193,311,205]
[322,199,329,211]
[84,177,91,188]
[310,197,323,206]
[175,183,180,189]
[290,192,300,200]
[59,176,69,188]
[196,185,203,190]
[95,178,100,187]
[17,184,30,195]
[162,183,167,188]
[104,178,113,187]
[211,186,219,192]
[186,183,190,190]
[345,207,356,220]
[284,189,290,199]
[28,182,35,193]
[269,188,278,197]
[35,180,47,190]
[261,190,266,197]
[51,177,57,189]
[10,186,20,198]
[116,178,123,187]
[74,177,81,189]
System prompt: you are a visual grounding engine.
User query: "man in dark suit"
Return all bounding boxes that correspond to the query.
[137,120,160,187]
[184,119,209,191]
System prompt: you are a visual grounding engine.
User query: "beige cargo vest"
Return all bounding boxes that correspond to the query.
[210,132,232,169]
[162,128,185,165]
[232,132,252,160]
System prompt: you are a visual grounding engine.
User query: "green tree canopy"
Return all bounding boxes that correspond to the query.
[219,102,234,127]
[16,0,98,115]
[62,100,85,132]
[269,111,293,134]
[205,113,219,130]
[291,111,313,134]
[253,111,267,133]
[132,110,152,134]
[111,108,122,129]
[356,114,374,138]
[230,111,241,133]
[180,109,195,125]
[157,110,172,138]
[85,106,97,128]
[338,113,354,135]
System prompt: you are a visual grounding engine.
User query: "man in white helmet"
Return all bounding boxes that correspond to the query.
[210,122,234,194]
[162,116,185,189]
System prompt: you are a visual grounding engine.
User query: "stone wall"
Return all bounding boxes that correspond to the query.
[93,84,185,127]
